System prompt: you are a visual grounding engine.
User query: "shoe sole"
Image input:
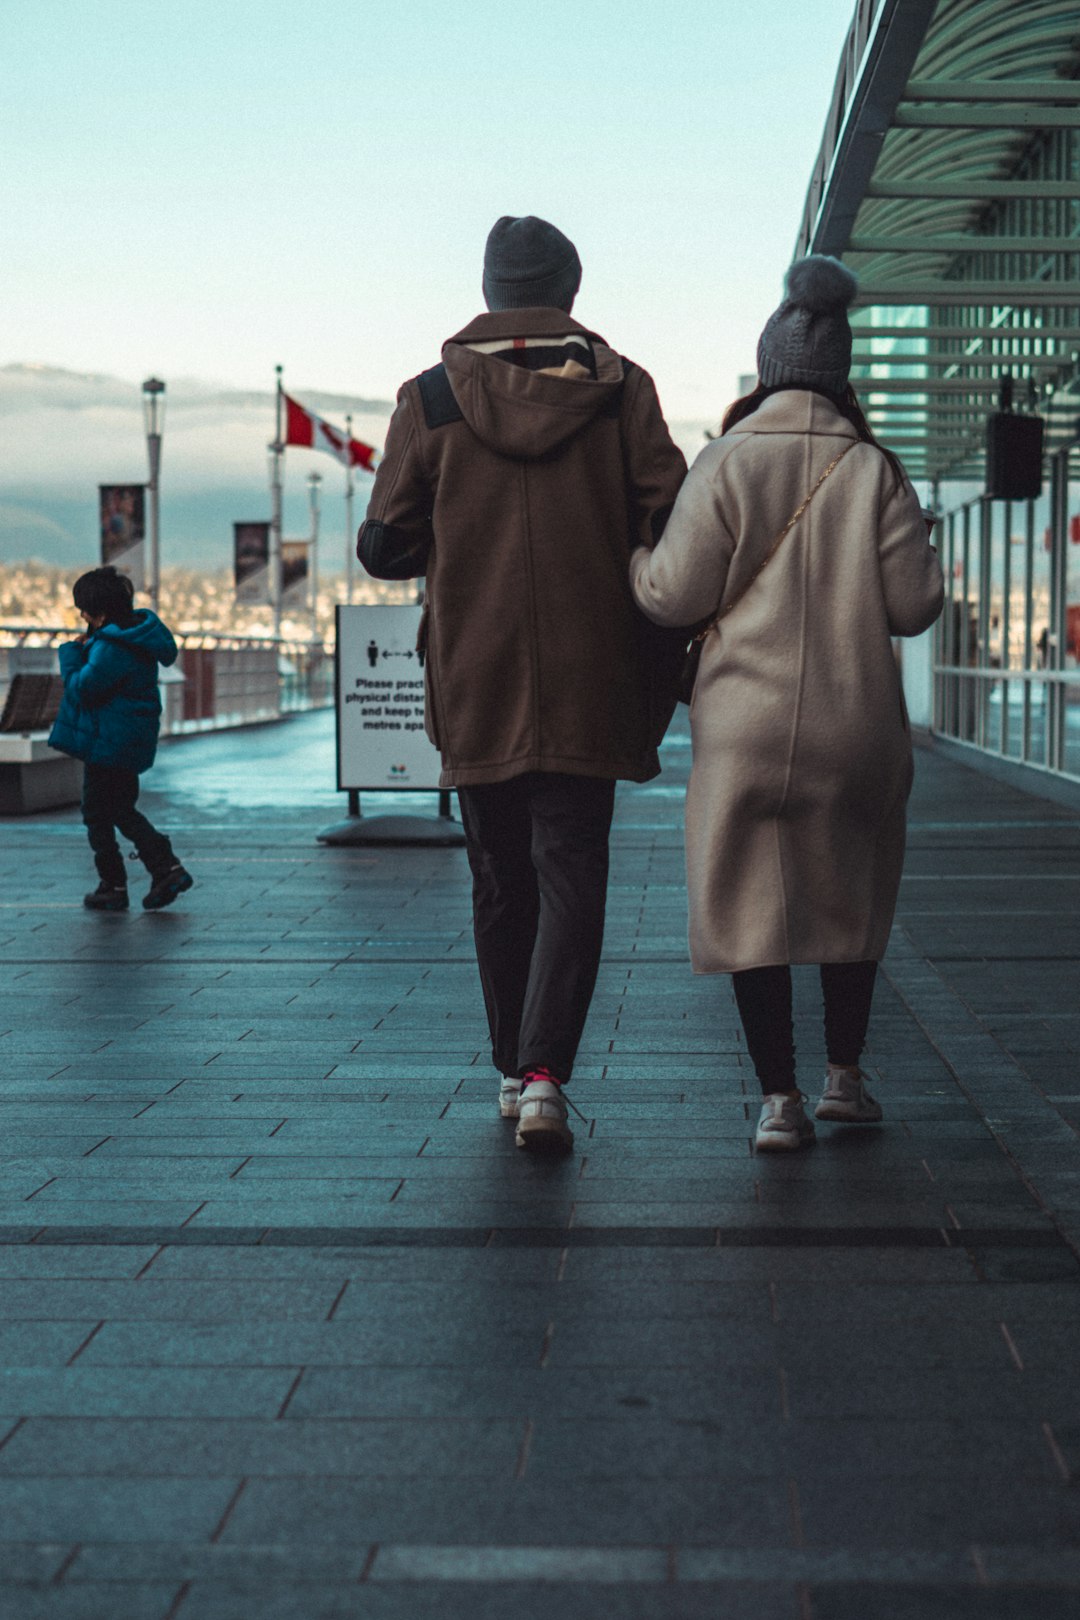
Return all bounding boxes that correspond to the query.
[143,873,194,911]
[499,1099,520,1119]
[84,900,129,912]
[814,1103,883,1123]
[515,1120,574,1154]
[755,1131,815,1152]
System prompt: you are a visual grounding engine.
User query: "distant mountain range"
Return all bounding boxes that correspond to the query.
[0,363,712,572]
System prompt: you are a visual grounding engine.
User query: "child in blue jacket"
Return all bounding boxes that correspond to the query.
[50,566,193,911]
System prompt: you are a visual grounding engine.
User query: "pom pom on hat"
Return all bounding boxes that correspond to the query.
[783,254,858,313]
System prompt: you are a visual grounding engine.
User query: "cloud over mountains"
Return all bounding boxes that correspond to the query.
[0,365,394,570]
[0,363,712,572]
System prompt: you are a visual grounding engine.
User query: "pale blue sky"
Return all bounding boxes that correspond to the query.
[4,0,856,420]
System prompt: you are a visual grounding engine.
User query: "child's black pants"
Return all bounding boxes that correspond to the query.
[81,763,175,887]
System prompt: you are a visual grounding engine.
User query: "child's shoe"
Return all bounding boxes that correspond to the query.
[83,882,129,912]
[143,865,194,910]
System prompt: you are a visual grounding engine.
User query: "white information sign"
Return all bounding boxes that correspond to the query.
[336,603,442,791]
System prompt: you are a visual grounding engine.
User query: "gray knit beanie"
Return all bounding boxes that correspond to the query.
[482,215,582,312]
[756,255,858,395]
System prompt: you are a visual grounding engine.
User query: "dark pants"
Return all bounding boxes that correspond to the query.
[456,773,616,1083]
[82,763,175,888]
[732,962,879,1095]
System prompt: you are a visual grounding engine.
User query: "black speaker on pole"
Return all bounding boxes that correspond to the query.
[986,377,1044,500]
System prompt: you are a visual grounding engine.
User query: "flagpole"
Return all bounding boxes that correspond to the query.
[344,413,355,606]
[271,364,284,639]
[307,470,321,645]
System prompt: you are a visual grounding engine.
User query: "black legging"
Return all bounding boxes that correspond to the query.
[732,962,878,1096]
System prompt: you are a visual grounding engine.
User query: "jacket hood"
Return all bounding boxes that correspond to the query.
[96,609,178,666]
[443,309,625,460]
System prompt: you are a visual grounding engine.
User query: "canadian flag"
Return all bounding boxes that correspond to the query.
[283,393,379,472]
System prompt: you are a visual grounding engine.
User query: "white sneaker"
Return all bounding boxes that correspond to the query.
[515,1078,574,1154]
[755,1092,815,1152]
[498,1076,522,1119]
[815,1066,883,1123]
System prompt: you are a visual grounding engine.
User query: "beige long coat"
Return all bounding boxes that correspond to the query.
[631,389,944,974]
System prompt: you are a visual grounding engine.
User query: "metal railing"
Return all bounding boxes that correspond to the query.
[0,625,333,737]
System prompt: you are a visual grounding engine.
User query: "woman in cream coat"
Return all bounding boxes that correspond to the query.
[631,256,943,1152]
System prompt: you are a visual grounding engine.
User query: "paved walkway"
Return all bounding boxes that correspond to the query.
[1,708,1079,1620]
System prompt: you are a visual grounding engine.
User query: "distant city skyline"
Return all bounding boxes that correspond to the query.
[4,0,856,425]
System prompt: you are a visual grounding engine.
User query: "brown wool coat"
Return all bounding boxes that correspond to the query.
[359,309,687,788]
[631,389,944,974]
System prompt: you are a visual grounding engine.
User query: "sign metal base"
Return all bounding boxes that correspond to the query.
[318,789,466,848]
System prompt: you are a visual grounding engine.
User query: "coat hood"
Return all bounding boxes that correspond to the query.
[442,309,625,460]
[95,609,178,666]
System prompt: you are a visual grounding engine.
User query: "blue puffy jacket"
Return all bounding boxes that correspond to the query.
[49,611,178,774]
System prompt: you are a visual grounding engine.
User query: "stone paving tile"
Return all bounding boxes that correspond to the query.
[0,1324,100,1368]
[795,1472,1080,1549]
[0,1587,181,1620]
[79,1318,545,1368]
[0,1367,296,1418]
[219,1475,791,1547]
[0,1543,70,1584]
[0,1280,345,1322]
[0,1476,237,1540]
[288,1364,778,1422]
[0,1417,523,1478]
[808,1586,1080,1620]
[168,1580,799,1620]
[782,1364,1080,1423]
[140,1246,564,1282]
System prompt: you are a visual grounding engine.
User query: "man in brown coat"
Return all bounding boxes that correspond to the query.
[358,214,686,1153]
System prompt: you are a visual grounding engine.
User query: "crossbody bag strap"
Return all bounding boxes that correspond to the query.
[693,439,857,644]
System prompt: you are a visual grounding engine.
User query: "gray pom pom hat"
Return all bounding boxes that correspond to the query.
[482,215,583,313]
[756,254,859,396]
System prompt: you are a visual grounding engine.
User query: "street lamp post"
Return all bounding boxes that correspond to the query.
[344,413,355,605]
[307,470,322,645]
[141,377,166,610]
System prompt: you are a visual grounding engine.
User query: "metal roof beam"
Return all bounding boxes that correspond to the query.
[865,397,1037,408]
[903,78,1080,103]
[849,324,1080,339]
[796,0,939,257]
[894,104,1080,129]
[850,235,1080,253]
[855,376,1048,393]
[856,284,1080,306]
[851,351,1071,368]
[866,180,1080,200]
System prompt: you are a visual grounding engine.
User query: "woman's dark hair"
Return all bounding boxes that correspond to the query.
[719,381,908,493]
[72,566,137,627]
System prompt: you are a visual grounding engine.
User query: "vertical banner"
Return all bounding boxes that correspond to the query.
[281,540,310,610]
[233,521,271,605]
[99,484,146,590]
[336,603,441,790]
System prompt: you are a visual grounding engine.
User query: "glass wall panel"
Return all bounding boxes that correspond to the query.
[1027,492,1050,767]
[1065,454,1080,778]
